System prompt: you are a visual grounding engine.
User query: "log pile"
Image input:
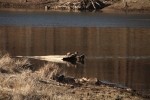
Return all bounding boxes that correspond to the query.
[80,0,106,10]
[47,0,110,11]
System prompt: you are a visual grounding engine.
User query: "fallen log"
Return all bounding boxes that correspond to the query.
[17,55,67,63]
[16,52,85,64]
[91,0,96,9]
[80,0,107,10]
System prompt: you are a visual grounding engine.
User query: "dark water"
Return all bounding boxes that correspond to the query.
[0,11,150,27]
[0,11,150,94]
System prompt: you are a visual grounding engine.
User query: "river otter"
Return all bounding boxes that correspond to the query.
[78,54,85,62]
[63,52,85,64]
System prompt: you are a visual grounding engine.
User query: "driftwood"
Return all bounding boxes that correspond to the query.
[49,1,81,10]
[80,0,107,10]
[16,52,85,65]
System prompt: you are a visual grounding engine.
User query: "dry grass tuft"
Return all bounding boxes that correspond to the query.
[37,63,59,80]
[0,54,78,100]
[0,54,30,73]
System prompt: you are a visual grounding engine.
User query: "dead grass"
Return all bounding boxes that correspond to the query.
[37,63,59,80]
[0,54,78,100]
[0,54,30,73]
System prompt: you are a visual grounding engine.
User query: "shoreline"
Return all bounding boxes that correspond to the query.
[0,54,149,99]
[0,7,150,14]
[0,1,150,13]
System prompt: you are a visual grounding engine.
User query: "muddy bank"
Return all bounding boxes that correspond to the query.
[54,74,150,100]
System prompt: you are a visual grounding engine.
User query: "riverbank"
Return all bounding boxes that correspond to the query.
[0,53,149,100]
[102,0,150,13]
[0,0,150,12]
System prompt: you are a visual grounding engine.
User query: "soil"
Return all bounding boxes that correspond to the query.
[52,74,150,100]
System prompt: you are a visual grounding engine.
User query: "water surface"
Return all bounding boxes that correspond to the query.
[0,26,150,94]
[0,11,150,27]
[0,11,150,94]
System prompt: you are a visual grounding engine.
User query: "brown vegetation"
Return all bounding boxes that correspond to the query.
[102,0,150,12]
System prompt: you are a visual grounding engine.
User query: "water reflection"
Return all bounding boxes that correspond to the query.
[0,26,150,94]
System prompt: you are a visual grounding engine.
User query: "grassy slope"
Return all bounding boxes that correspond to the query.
[102,0,150,12]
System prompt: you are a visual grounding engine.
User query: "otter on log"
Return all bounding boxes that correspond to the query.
[62,52,85,64]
